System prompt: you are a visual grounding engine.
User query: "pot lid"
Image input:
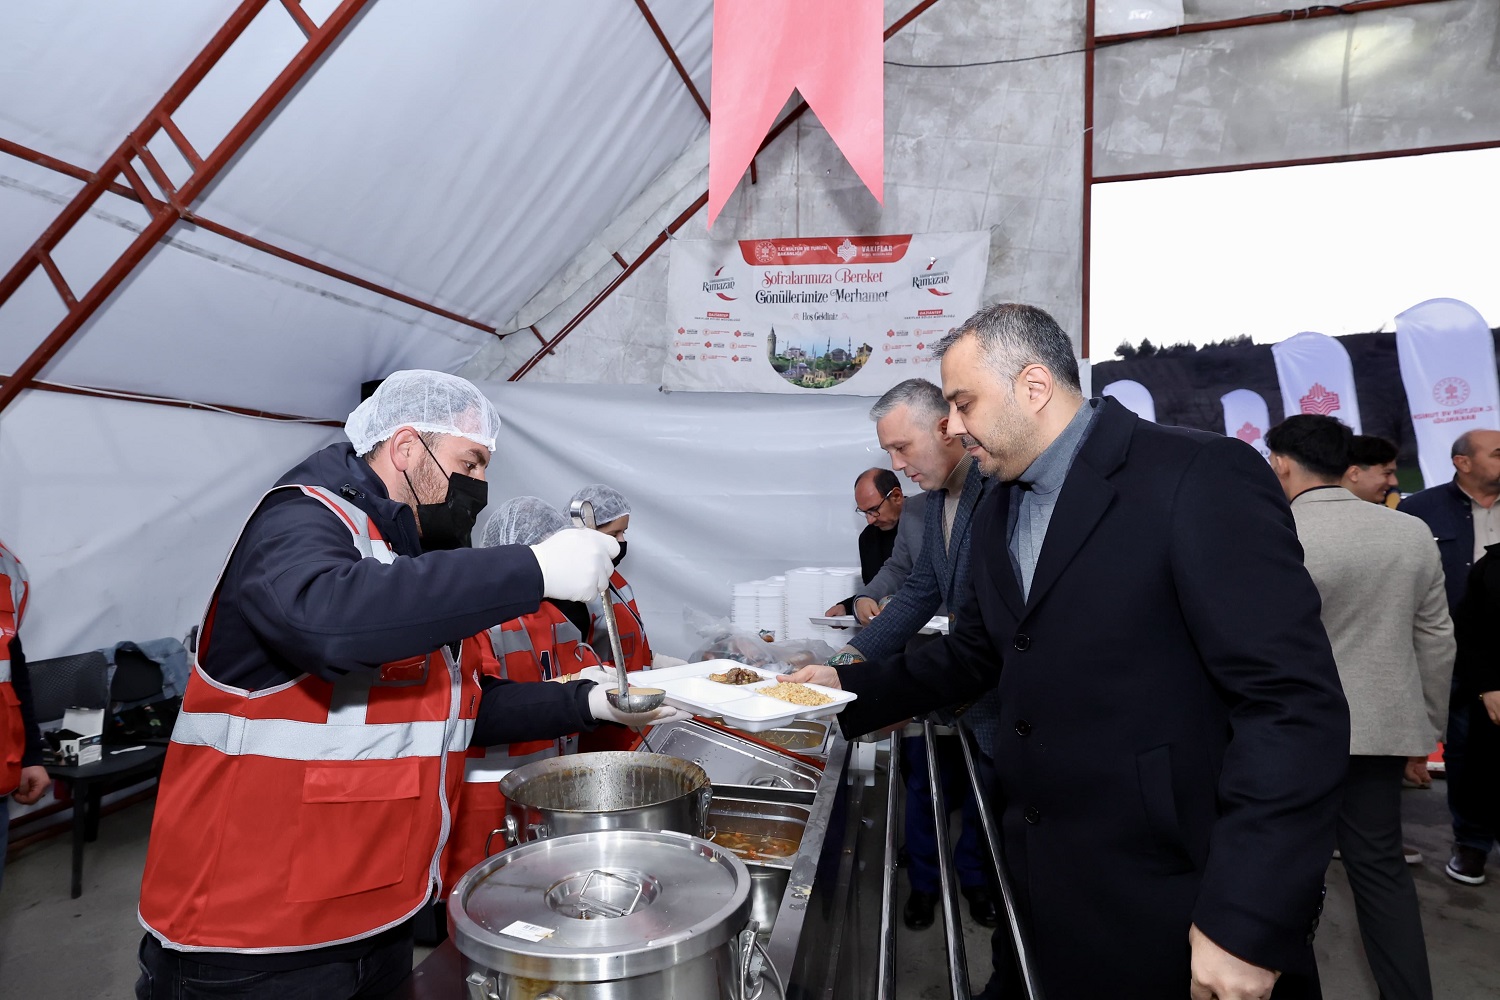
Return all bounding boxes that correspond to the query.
[450,829,752,980]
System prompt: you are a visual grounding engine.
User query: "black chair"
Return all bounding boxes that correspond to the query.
[26,650,166,898]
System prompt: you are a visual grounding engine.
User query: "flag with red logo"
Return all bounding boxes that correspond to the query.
[1270,331,1363,433]
[662,230,990,395]
[1395,298,1500,487]
[1220,388,1272,460]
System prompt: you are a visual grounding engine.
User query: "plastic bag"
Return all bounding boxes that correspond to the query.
[683,608,837,672]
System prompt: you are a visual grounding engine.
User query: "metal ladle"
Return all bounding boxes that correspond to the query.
[569,499,666,714]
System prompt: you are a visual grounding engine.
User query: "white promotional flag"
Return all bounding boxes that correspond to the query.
[663,231,990,395]
[1100,379,1156,422]
[1395,297,1500,488]
[1270,331,1363,433]
[1220,388,1272,460]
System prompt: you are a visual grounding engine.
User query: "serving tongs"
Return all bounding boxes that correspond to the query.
[569,499,665,713]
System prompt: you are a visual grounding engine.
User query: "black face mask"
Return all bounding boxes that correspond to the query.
[403,438,488,552]
[611,539,628,568]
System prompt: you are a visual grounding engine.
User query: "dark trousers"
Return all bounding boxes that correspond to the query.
[135,930,413,1000]
[903,733,986,894]
[1335,755,1433,1000]
[1444,677,1496,853]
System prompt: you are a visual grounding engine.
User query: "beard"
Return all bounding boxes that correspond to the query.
[406,452,449,515]
[966,397,1041,482]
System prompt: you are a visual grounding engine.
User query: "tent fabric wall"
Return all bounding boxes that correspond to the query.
[477,381,893,659]
[0,392,339,659]
[0,1,712,415]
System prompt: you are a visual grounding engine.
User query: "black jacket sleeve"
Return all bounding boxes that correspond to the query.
[472,677,599,746]
[1169,437,1349,972]
[232,494,544,680]
[9,636,46,768]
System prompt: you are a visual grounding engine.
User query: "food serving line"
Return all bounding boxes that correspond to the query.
[395,656,1039,999]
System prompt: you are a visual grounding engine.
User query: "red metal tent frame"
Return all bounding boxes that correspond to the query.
[0,0,503,421]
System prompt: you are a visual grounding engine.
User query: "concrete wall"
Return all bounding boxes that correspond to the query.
[462,0,1090,385]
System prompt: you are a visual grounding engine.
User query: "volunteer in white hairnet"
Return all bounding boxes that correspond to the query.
[136,371,654,999]
[567,484,684,753]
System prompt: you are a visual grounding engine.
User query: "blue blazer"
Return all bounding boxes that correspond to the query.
[1399,478,1476,611]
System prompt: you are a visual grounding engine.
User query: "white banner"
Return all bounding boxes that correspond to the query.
[1395,297,1500,488]
[1270,331,1363,433]
[1220,388,1272,460]
[1100,379,1156,422]
[662,231,990,395]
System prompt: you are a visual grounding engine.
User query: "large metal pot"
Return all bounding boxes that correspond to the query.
[450,829,775,999]
[497,751,711,848]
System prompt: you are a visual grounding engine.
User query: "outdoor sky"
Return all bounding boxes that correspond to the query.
[1089,146,1500,359]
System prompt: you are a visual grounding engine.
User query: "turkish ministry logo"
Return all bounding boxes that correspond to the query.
[836,238,858,263]
[1299,383,1342,416]
[1433,377,1471,407]
[702,266,737,301]
[754,241,777,264]
[1235,422,1262,444]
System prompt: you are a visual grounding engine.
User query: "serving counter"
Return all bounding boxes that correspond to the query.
[392,726,916,1000]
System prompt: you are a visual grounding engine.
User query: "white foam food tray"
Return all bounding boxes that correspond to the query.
[644,659,856,733]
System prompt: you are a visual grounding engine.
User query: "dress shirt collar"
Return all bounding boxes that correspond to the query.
[939,452,974,496]
[1013,398,1097,496]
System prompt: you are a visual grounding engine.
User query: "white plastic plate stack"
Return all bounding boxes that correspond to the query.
[783,568,828,643]
[730,580,760,634]
[816,568,862,644]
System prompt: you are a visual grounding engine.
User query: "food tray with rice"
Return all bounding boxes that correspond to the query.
[641,659,857,733]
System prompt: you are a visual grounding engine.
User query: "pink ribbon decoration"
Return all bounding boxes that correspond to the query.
[708,0,884,227]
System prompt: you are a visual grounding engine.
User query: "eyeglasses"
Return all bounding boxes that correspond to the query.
[855,488,899,518]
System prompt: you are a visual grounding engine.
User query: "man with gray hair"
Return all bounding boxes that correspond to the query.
[832,377,996,930]
[791,303,1348,1000]
[1400,427,1500,884]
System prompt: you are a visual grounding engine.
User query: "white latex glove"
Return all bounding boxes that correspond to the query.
[652,654,688,669]
[530,528,618,602]
[586,685,690,730]
[573,664,617,686]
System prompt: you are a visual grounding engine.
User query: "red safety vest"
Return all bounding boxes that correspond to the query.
[137,486,483,954]
[0,540,30,795]
[579,570,655,754]
[439,604,601,891]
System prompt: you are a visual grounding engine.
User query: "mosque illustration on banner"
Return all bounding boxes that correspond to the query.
[766,327,872,389]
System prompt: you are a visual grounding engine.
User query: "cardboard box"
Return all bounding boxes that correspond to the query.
[54,708,104,767]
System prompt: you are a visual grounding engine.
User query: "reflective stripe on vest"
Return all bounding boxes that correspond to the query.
[0,540,27,792]
[138,483,482,954]
[171,713,476,760]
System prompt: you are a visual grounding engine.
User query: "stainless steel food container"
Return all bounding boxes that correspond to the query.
[449,829,760,999]
[497,751,711,847]
[705,718,832,758]
[709,796,810,936]
[647,719,822,803]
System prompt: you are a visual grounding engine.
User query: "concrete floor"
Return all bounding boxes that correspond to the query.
[2,785,1497,999]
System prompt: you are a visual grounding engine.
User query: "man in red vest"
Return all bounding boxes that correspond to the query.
[135,372,673,1000]
[1,538,52,892]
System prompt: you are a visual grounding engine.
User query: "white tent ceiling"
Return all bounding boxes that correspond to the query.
[0,0,712,419]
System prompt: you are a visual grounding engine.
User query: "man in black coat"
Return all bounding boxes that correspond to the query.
[826,467,905,617]
[789,304,1349,998]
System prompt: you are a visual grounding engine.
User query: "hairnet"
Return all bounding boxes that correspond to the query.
[569,484,631,526]
[480,497,570,548]
[345,370,501,455]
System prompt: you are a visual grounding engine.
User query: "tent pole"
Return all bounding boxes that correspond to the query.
[633,0,710,120]
[0,0,376,417]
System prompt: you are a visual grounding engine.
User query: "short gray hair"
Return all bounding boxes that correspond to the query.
[1453,430,1479,459]
[869,378,947,423]
[933,303,1081,394]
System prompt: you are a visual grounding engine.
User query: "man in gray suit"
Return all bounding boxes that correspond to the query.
[1267,415,1453,1000]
